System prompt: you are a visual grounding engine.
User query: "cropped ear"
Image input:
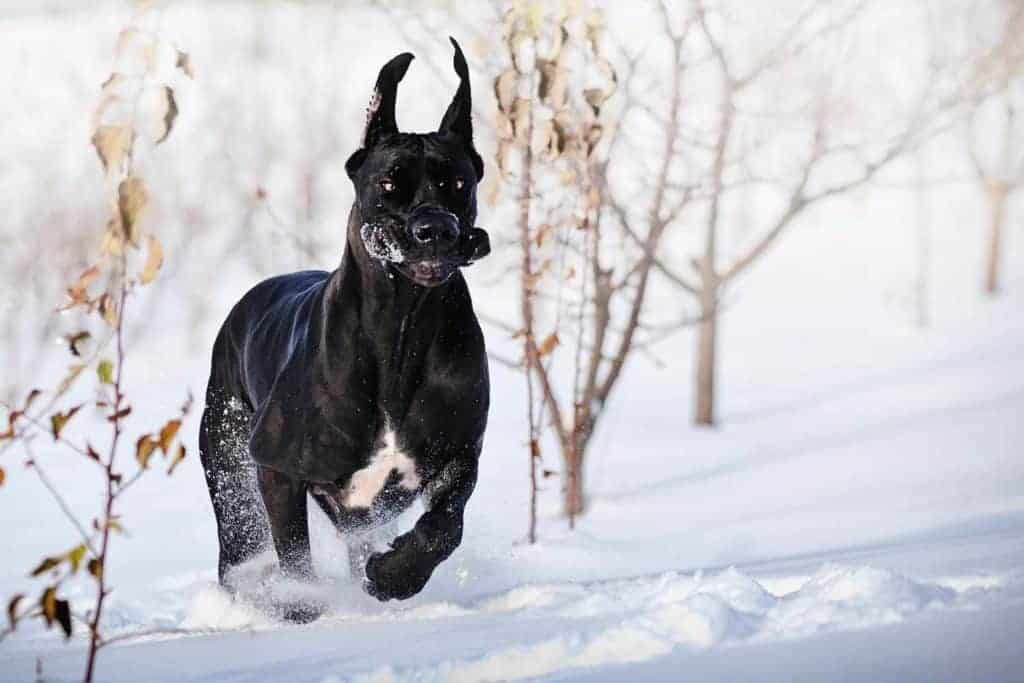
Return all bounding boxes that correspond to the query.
[347,52,415,179]
[438,37,484,180]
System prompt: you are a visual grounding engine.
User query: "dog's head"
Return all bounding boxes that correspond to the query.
[345,38,490,288]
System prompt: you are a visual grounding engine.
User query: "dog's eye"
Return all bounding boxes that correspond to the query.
[455,177,465,191]
[379,178,395,193]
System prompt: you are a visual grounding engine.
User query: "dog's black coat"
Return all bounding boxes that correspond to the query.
[199,39,490,611]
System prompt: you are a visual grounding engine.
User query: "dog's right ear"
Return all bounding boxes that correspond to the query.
[346,52,415,179]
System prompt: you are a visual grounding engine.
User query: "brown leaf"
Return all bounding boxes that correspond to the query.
[25,389,41,410]
[88,558,103,580]
[175,49,194,78]
[31,557,61,578]
[537,60,568,110]
[136,435,158,469]
[155,86,178,144]
[535,223,556,248]
[158,419,181,453]
[57,363,87,396]
[40,587,57,626]
[7,594,24,630]
[101,217,125,256]
[108,406,132,423]
[91,125,133,175]
[118,176,149,247]
[67,265,100,305]
[494,69,517,113]
[537,332,560,358]
[180,390,194,416]
[99,293,119,328]
[0,466,5,486]
[66,331,91,357]
[511,98,530,143]
[139,234,164,284]
[50,405,82,440]
[167,443,187,475]
[55,599,72,638]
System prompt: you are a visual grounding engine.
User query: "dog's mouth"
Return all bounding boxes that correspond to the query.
[397,259,457,288]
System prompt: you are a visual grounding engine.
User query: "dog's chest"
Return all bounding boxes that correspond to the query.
[338,427,421,509]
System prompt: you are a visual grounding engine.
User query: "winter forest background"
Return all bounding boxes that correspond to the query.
[1,1,1023,681]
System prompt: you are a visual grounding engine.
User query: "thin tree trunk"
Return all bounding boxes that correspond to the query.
[694,292,717,426]
[984,184,1008,295]
[563,430,587,518]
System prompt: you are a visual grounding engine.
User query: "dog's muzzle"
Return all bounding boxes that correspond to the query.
[407,207,459,250]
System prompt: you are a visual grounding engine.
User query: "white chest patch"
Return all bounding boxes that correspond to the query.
[342,430,421,509]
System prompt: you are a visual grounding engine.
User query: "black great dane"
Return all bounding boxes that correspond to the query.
[199,39,490,618]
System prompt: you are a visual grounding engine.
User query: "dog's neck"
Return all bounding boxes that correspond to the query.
[319,204,449,415]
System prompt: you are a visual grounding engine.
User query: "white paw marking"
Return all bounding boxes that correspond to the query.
[342,429,421,509]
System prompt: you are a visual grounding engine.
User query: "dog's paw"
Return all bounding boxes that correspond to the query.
[363,549,429,602]
[279,601,323,624]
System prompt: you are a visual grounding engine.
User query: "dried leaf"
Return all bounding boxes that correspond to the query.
[155,87,178,144]
[57,364,87,396]
[139,234,163,284]
[583,87,611,115]
[40,587,57,626]
[108,406,132,422]
[99,293,119,328]
[525,1,544,36]
[7,594,24,630]
[66,331,91,357]
[102,217,125,256]
[136,435,158,469]
[30,557,61,578]
[537,332,560,358]
[0,466,5,487]
[175,49,194,78]
[50,405,82,440]
[55,599,72,638]
[167,443,186,475]
[97,359,114,385]
[180,390,194,416]
[67,265,100,305]
[494,69,517,113]
[535,223,556,248]
[158,419,181,453]
[91,125,133,176]
[66,544,86,574]
[511,98,530,143]
[537,60,568,110]
[88,558,103,580]
[118,176,149,247]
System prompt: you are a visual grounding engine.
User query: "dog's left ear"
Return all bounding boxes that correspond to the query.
[438,37,484,181]
[347,51,415,180]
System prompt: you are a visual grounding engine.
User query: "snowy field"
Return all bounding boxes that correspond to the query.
[2,2,1024,682]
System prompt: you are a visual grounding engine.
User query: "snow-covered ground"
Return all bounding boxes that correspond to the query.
[2,2,1023,681]
[3,202,1022,680]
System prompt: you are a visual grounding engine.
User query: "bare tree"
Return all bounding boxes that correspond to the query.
[605,0,958,426]
[963,0,1024,295]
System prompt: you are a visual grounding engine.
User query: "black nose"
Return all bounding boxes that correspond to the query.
[409,213,459,246]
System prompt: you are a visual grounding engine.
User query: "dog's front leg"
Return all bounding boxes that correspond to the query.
[256,465,314,579]
[364,458,478,601]
[257,466,323,622]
